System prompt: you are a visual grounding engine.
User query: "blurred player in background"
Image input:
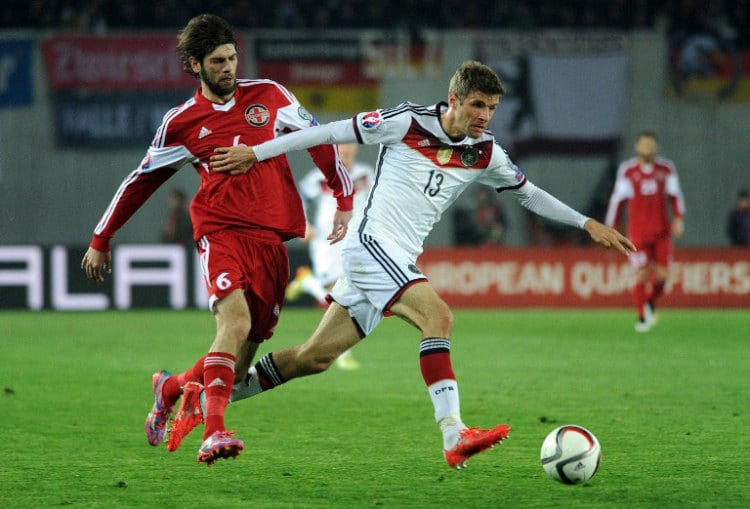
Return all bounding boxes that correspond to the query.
[80,14,353,465]
[286,143,375,370]
[161,188,193,245]
[605,131,685,332]
[188,60,634,469]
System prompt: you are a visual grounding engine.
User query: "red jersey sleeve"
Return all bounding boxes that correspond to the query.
[307,144,354,211]
[90,167,177,251]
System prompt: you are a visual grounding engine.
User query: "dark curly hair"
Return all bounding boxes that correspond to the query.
[176,14,237,78]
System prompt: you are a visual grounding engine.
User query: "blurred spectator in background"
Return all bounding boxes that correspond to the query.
[452,207,482,245]
[727,189,750,246]
[453,187,508,246]
[161,188,193,245]
[4,0,747,33]
[474,188,508,244]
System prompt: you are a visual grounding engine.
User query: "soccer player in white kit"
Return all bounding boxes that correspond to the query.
[202,61,635,468]
[287,144,375,369]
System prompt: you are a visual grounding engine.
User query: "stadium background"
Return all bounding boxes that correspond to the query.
[1,1,748,309]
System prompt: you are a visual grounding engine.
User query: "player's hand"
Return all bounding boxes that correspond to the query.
[671,217,684,239]
[583,219,637,257]
[211,145,257,175]
[81,247,111,282]
[328,209,352,244]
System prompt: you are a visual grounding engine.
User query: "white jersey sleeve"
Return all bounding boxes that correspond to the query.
[665,171,686,215]
[476,143,528,191]
[351,107,412,146]
[139,145,197,172]
[267,82,318,133]
[512,181,590,229]
[478,145,588,228]
[254,119,356,161]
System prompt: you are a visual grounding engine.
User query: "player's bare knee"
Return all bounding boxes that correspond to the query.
[427,304,454,336]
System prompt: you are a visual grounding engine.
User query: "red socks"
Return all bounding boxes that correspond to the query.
[633,282,648,319]
[202,352,236,439]
[651,279,665,303]
[176,355,206,388]
[419,338,456,386]
[159,355,207,407]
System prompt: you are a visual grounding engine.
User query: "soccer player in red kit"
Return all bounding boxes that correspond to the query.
[81,14,353,465]
[605,131,685,332]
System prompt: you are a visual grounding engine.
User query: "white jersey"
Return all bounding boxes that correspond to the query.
[348,102,526,258]
[254,101,590,260]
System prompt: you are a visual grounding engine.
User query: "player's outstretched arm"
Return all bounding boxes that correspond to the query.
[213,120,357,176]
[81,247,111,282]
[583,219,636,256]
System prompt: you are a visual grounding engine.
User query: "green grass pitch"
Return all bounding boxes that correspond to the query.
[1,308,748,508]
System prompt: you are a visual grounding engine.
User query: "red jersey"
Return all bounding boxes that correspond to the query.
[605,156,685,244]
[90,79,353,251]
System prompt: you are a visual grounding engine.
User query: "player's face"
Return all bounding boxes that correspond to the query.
[196,44,238,101]
[635,135,657,162]
[451,91,500,139]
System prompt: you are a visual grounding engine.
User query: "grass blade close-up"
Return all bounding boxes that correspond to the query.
[1,308,748,508]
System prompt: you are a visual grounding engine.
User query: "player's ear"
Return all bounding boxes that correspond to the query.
[189,57,201,75]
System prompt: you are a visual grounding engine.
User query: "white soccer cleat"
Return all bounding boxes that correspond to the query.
[634,318,651,332]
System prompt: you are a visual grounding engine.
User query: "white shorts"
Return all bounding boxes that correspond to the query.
[330,233,427,336]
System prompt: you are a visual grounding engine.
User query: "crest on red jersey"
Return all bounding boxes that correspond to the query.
[245,104,270,127]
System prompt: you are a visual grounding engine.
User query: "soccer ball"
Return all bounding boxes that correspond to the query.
[540,425,601,484]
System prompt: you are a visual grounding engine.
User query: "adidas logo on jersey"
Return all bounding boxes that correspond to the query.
[198,126,212,139]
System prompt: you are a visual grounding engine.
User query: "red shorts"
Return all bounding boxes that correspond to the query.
[630,236,673,269]
[197,228,289,343]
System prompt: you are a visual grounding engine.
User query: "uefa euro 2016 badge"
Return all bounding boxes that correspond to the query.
[361,111,382,129]
[514,166,526,182]
[460,147,479,167]
[245,104,270,127]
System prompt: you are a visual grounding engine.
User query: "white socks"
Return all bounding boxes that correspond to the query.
[428,379,466,450]
[229,366,263,403]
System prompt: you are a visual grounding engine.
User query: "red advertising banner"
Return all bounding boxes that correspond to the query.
[418,247,750,308]
[258,61,377,86]
[41,35,201,91]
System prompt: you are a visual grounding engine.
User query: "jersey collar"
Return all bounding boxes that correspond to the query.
[194,88,237,111]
